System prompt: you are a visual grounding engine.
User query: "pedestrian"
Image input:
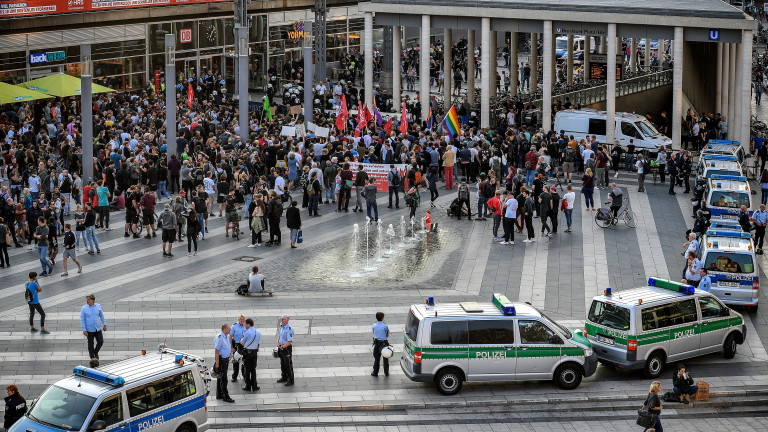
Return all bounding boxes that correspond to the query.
[230,315,246,383]
[307,172,322,217]
[353,165,368,213]
[266,191,283,246]
[248,199,266,247]
[760,170,768,206]
[581,168,595,211]
[0,217,9,268]
[276,315,295,386]
[523,190,536,243]
[184,207,199,256]
[33,217,52,276]
[159,203,178,257]
[754,204,767,254]
[25,272,49,334]
[240,318,261,391]
[501,191,518,245]
[214,323,235,403]
[563,185,575,233]
[80,294,106,364]
[487,190,503,241]
[656,147,667,184]
[683,250,702,287]
[668,152,678,195]
[96,180,111,231]
[642,381,664,432]
[84,203,100,255]
[224,188,238,237]
[427,167,439,207]
[635,154,646,192]
[371,312,390,377]
[60,224,82,276]
[140,188,157,239]
[363,177,379,222]
[406,184,420,220]
[3,385,27,431]
[456,179,471,220]
[387,165,401,208]
[286,201,301,249]
[538,187,552,236]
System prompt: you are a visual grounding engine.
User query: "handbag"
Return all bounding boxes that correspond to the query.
[297,230,303,244]
[636,395,657,429]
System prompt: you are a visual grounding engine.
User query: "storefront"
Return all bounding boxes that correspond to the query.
[0,5,368,92]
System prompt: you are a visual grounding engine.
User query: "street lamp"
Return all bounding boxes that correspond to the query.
[303,21,314,124]
[165,34,177,161]
[80,43,93,183]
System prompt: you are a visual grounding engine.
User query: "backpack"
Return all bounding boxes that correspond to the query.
[458,184,469,200]
[307,180,316,196]
[194,168,204,182]
[662,391,680,403]
[483,182,495,198]
[404,192,414,207]
[565,147,576,163]
[24,282,32,303]
[390,171,401,187]
[492,157,501,172]
[414,171,423,185]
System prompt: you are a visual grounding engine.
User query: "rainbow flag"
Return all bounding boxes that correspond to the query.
[443,105,461,139]
[426,108,434,131]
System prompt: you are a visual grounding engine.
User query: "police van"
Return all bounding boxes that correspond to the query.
[400,294,597,395]
[696,155,742,180]
[699,230,760,310]
[585,278,746,379]
[701,140,747,163]
[702,174,752,220]
[10,348,210,432]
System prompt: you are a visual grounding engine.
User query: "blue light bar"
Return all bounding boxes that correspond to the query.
[706,230,752,238]
[702,155,739,161]
[492,293,516,315]
[604,287,613,296]
[73,366,125,386]
[648,277,696,295]
[709,174,747,181]
[425,297,435,306]
[708,139,740,146]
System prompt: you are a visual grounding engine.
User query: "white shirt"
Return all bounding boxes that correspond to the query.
[274,176,286,195]
[248,273,265,293]
[582,149,594,164]
[563,191,576,210]
[635,159,645,174]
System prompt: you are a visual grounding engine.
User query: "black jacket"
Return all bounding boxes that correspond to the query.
[286,207,301,229]
[4,393,27,429]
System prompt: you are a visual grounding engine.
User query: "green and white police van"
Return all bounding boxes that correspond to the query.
[586,278,747,378]
[401,294,597,395]
[10,348,210,432]
[699,230,760,310]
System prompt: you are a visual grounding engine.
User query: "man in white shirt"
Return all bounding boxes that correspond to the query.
[563,184,576,233]
[274,174,286,196]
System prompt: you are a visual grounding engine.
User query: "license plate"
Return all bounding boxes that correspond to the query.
[720,214,738,220]
[596,335,615,345]
[719,281,739,287]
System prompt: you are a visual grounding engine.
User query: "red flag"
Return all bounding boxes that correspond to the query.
[399,101,408,136]
[356,102,365,125]
[154,70,160,94]
[187,82,193,107]
[383,118,393,134]
[363,105,373,124]
[335,95,348,131]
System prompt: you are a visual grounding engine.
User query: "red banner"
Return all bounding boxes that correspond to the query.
[0,0,227,17]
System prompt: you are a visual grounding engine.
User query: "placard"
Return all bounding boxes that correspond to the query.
[348,163,408,193]
[280,126,296,137]
[315,127,330,138]
[295,124,306,137]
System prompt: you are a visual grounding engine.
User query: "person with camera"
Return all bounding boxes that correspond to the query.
[240,318,261,391]
[672,364,698,404]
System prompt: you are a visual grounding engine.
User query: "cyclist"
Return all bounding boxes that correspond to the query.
[607,182,623,223]
[224,188,239,238]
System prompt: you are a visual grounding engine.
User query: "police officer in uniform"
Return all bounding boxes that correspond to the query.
[214,324,234,403]
[276,315,295,386]
[230,315,246,382]
[240,318,262,391]
[371,312,391,377]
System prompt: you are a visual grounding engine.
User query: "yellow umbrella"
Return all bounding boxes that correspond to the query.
[0,82,52,104]
[20,73,114,98]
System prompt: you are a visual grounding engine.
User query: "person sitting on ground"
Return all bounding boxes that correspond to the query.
[246,266,266,296]
[672,364,698,404]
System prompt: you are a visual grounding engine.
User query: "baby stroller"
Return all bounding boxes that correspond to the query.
[447,198,470,219]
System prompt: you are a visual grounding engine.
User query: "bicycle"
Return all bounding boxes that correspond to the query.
[136,211,159,236]
[595,198,637,228]
[226,213,241,240]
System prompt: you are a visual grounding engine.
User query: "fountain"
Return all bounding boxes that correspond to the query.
[400,215,406,244]
[421,215,426,233]
[386,223,396,255]
[376,220,384,262]
[364,217,371,270]
[350,223,362,278]
[410,217,416,240]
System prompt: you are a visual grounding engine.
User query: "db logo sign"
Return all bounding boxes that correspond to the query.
[179,29,193,44]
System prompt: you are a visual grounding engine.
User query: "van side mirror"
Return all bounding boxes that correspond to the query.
[89,420,107,431]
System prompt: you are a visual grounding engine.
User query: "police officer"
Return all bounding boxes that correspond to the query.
[214,324,234,403]
[276,315,294,386]
[230,315,246,382]
[240,318,261,391]
[371,312,390,377]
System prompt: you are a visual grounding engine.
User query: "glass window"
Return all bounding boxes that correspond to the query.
[704,252,754,274]
[588,301,631,331]
[250,15,268,42]
[198,19,224,49]
[699,296,727,319]
[0,51,27,70]
[642,299,697,331]
[518,320,560,344]
[620,122,641,139]
[468,320,515,344]
[430,321,468,345]
[91,394,122,428]
[588,118,606,136]
[148,23,173,54]
[709,191,750,209]
[405,310,420,342]
[636,120,661,137]
[126,371,196,417]
[27,386,96,432]
[672,299,699,324]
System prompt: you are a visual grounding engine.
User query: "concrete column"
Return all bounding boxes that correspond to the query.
[481,17,491,128]
[659,39,666,67]
[81,44,93,183]
[734,43,743,145]
[716,43,723,116]
[606,24,617,147]
[510,32,519,94]
[551,33,557,84]
[740,30,753,147]
[671,27,684,149]
[567,34,574,85]
[630,38,638,73]
[490,31,498,97]
[584,35,591,83]
[721,43,730,119]
[468,30,476,105]
[644,38,651,72]
[600,36,607,54]
[239,27,251,142]
[164,35,176,163]
[420,15,430,122]
[393,26,401,111]
[444,28,452,108]
[728,44,737,137]
[530,33,538,91]
[364,12,374,111]
[542,21,553,132]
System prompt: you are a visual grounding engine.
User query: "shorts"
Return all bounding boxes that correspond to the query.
[217,195,226,204]
[148,184,158,192]
[563,162,574,173]
[126,209,137,224]
[142,209,155,225]
[226,212,238,223]
[63,248,77,259]
[203,212,209,220]
[162,229,176,243]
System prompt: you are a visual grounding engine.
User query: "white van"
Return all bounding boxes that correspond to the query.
[554,109,672,152]
[555,36,594,61]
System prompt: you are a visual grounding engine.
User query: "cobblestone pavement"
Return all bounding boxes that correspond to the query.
[0,167,767,428]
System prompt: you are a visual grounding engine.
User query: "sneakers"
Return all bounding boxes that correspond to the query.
[40,329,50,334]
[61,272,69,276]
[28,245,32,250]
[614,172,619,178]
[145,235,152,239]
[40,271,48,277]
[105,228,113,231]
[167,253,174,258]
[163,251,168,257]
[193,252,197,256]
[188,253,193,256]
[152,232,157,238]
[78,265,82,274]
[500,241,510,245]
[493,237,501,241]
[30,328,39,333]
[133,234,140,239]
[124,232,130,237]
[247,244,257,248]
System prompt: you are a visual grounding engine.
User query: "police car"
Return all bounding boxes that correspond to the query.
[401,294,597,395]
[699,230,759,310]
[585,278,746,378]
[10,348,210,432]
[702,174,752,220]
[696,155,742,180]
[701,140,747,163]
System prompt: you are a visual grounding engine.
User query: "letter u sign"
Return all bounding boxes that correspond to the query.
[709,30,720,41]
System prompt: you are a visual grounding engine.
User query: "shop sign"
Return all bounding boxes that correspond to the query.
[0,0,227,18]
[287,21,306,42]
[29,51,66,65]
[179,28,193,43]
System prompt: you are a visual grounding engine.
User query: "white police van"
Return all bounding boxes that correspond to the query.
[401,294,597,395]
[701,140,747,163]
[702,174,752,220]
[699,230,760,310]
[696,155,742,180]
[10,348,210,432]
[585,278,746,378]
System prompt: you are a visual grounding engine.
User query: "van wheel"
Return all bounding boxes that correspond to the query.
[724,333,738,359]
[554,363,583,390]
[175,424,195,432]
[434,368,463,395]
[644,352,665,378]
